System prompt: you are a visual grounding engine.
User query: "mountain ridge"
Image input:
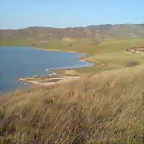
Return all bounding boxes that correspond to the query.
[0,24,144,40]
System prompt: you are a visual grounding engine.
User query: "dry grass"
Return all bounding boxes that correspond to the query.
[0,65,144,144]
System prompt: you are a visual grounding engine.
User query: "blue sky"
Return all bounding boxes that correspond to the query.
[0,0,143,29]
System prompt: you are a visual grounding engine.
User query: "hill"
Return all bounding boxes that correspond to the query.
[0,24,144,43]
[109,24,144,38]
[0,65,144,144]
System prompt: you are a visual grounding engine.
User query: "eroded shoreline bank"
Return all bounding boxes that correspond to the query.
[18,69,81,86]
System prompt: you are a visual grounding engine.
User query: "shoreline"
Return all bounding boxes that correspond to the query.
[18,47,104,86]
[34,47,104,68]
[18,68,82,86]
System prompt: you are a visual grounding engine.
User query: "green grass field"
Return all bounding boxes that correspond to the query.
[1,38,144,73]
[76,38,144,72]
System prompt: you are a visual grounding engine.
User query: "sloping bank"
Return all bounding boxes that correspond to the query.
[0,65,143,143]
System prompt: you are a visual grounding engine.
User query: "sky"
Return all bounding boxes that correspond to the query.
[0,0,143,29]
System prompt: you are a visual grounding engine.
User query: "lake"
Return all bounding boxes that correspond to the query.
[0,47,93,93]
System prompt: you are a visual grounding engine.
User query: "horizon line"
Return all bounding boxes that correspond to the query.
[0,23,143,30]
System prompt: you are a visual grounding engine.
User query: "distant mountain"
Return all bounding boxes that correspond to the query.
[87,24,113,31]
[108,24,144,38]
[0,24,144,41]
[135,24,144,29]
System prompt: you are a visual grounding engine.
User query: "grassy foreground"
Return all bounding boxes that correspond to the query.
[0,65,144,144]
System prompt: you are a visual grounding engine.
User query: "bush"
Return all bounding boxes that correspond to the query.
[126,61,140,67]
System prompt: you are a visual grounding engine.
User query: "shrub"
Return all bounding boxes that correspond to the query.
[126,61,140,67]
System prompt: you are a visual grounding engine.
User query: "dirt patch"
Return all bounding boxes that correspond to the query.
[65,69,79,75]
[86,42,100,46]
[62,37,74,42]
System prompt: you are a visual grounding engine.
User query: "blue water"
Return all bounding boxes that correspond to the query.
[0,47,93,93]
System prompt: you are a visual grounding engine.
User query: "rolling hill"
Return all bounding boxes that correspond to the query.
[0,24,144,42]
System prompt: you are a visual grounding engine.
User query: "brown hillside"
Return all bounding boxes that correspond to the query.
[109,24,144,38]
[0,66,144,144]
[0,24,144,41]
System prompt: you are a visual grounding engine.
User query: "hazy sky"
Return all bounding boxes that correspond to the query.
[0,0,143,29]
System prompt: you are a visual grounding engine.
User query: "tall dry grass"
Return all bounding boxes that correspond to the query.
[0,66,144,144]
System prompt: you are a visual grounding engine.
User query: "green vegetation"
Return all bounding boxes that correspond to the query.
[0,38,36,46]
[0,66,143,143]
[1,37,144,73]
[75,38,144,72]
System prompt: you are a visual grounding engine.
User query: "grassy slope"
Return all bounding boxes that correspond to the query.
[0,38,37,46]
[34,38,144,73]
[1,38,144,73]
[78,38,144,72]
[0,38,144,72]
[0,65,144,143]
